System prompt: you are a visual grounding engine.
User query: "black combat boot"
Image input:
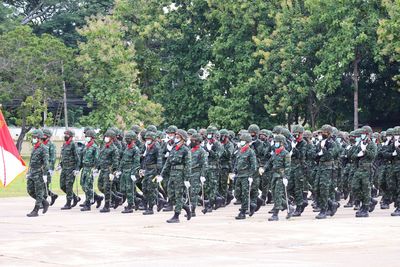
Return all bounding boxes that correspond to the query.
[301,200,308,213]
[226,193,234,206]
[95,195,103,208]
[121,203,133,213]
[191,205,196,217]
[266,191,273,204]
[71,195,81,208]
[261,195,267,206]
[344,198,353,208]
[292,206,302,217]
[235,209,246,220]
[61,200,72,210]
[157,198,167,212]
[356,205,369,217]
[182,204,192,220]
[369,198,378,212]
[380,201,390,209]
[391,208,400,216]
[328,200,339,217]
[166,212,180,223]
[143,205,154,215]
[42,199,50,214]
[249,203,257,217]
[27,205,40,217]
[100,202,110,213]
[268,209,279,221]
[50,194,58,206]
[255,197,264,212]
[80,201,91,211]
[233,199,241,205]
[315,209,327,219]
[268,208,275,214]
[163,201,173,212]
[353,200,360,210]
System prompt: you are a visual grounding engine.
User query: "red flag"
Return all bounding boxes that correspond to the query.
[0,110,27,187]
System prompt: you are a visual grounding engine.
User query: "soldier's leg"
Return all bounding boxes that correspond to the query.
[234,178,242,204]
[250,173,260,205]
[273,177,284,211]
[60,169,67,194]
[65,168,76,201]
[314,169,322,209]
[240,177,249,212]
[173,175,185,214]
[32,174,45,207]
[392,169,400,215]
[190,173,201,207]
[294,166,305,207]
[27,178,36,199]
[351,171,362,207]
[361,170,371,207]
[80,169,88,204]
[219,168,229,199]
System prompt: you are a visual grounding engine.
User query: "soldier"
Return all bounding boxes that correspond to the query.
[343,130,359,208]
[303,130,316,203]
[258,129,272,204]
[262,134,291,221]
[160,129,192,223]
[41,128,58,206]
[188,133,208,217]
[288,125,308,217]
[141,131,163,215]
[232,133,257,220]
[314,125,338,219]
[161,125,177,212]
[218,129,234,206]
[96,130,120,213]
[203,126,223,213]
[79,129,103,211]
[26,129,50,217]
[118,131,141,214]
[351,126,377,217]
[390,127,400,216]
[59,129,81,210]
[379,128,396,209]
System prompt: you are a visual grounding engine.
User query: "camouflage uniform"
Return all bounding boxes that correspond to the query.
[218,129,234,202]
[41,128,58,204]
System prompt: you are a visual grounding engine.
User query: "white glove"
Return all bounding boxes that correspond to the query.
[165,152,170,158]
[360,143,367,151]
[206,143,213,151]
[167,144,173,151]
[283,177,288,187]
[56,165,62,172]
[156,175,163,183]
[228,173,235,180]
[92,169,99,178]
[346,145,351,150]
[395,140,400,148]
[109,173,115,181]
[184,181,190,188]
[130,175,137,182]
[270,151,274,155]
[318,150,323,156]
[115,171,122,178]
[200,176,206,183]
[48,170,54,176]
[248,177,253,184]
[73,170,80,177]
[139,169,145,177]
[357,150,365,157]
[270,140,274,146]
[321,139,326,148]
[291,141,297,148]
[393,150,398,156]
[43,175,48,183]
[258,167,265,176]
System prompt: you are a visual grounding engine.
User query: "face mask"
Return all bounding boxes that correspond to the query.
[207,134,213,139]
[274,142,280,148]
[85,137,91,143]
[240,141,246,147]
[32,138,38,144]
[167,135,174,141]
[64,135,70,141]
[355,137,361,143]
[336,138,342,143]
[361,134,367,140]
[186,139,191,146]
[174,137,181,144]
[318,135,323,141]
[387,136,392,141]
[104,137,110,143]
[145,140,152,145]
[312,137,316,142]
[395,135,400,141]
[372,138,376,143]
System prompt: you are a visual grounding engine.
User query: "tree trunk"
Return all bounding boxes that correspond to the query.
[16,117,32,153]
[352,54,361,130]
[308,90,319,130]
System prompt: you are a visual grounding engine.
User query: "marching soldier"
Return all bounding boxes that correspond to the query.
[41,128,58,206]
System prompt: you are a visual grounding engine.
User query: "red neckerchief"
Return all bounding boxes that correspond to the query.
[240,144,250,153]
[296,136,302,143]
[43,139,49,145]
[127,142,134,149]
[175,144,183,151]
[86,140,94,148]
[221,138,228,145]
[191,145,200,153]
[105,141,113,148]
[34,142,41,149]
[65,138,72,146]
[208,138,215,144]
[147,142,155,150]
[275,147,284,155]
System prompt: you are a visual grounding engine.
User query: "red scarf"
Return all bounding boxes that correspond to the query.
[105,141,113,148]
[240,144,250,153]
[43,139,49,145]
[65,138,72,146]
[86,140,94,148]
[191,145,200,153]
[175,144,183,151]
[147,142,155,150]
[275,147,284,155]
[34,142,41,150]
[127,142,134,149]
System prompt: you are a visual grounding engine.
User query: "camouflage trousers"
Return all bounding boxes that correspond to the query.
[120,170,136,205]
[167,170,185,213]
[379,164,394,204]
[250,173,260,205]
[27,170,46,206]
[234,176,250,211]
[352,167,371,206]
[80,167,94,204]
[205,168,218,202]
[142,169,158,207]
[189,171,202,207]
[98,170,111,205]
[60,167,77,201]
[260,169,271,199]
[43,171,56,198]
[392,166,400,208]
[314,167,332,211]
[288,164,306,206]
[271,175,285,210]
[218,168,230,199]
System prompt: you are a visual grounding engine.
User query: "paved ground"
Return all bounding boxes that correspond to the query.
[0,196,399,267]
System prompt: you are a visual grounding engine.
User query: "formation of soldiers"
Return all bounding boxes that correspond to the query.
[26,123,400,223]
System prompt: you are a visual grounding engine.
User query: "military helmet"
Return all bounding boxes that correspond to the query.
[42,128,52,137]
[228,130,235,140]
[187,128,197,135]
[85,130,96,138]
[84,126,93,134]
[386,128,394,136]
[320,124,333,134]
[191,133,203,143]
[281,128,291,139]
[274,134,286,143]
[394,126,400,135]
[372,132,380,139]
[64,129,75,137]
[248,124,260,134]
[354,128,363,137]
[125,131,137,140]
[166,125,178,134]
[104,130,116,138]
[337,131,345,139]
[199,128,207,136]
[292,125,304,134]
[220,129,229,136]
[146,125,157,133]
[381,131,386,137]
[206,125,218,134]
[259,129,269,137]
[156,130,164,139]
[240,133,252,143]
[272,125,283,134]
[131,125,142,134]
[303,130,312,138]
[361,125,373,134]
[144,131,156,140]
[332,127,339,137]
[31,129,44,139]
[349,130,356,137]
[176,129,188,141]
